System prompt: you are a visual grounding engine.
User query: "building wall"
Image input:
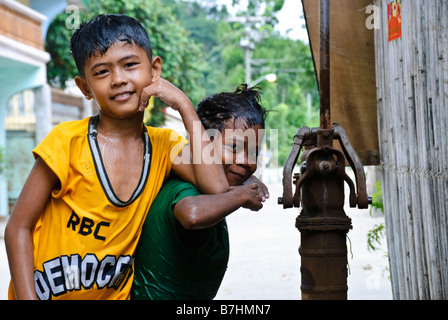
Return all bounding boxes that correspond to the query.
[0,0,53,215]
[374,0,448,299]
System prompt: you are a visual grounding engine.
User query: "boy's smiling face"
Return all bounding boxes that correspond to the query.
[220,118,264,186]
[75,41,161,119]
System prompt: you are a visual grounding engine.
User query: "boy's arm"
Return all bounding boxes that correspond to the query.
[140,77,229,194]
[4,157,58,300]
[173,183,264,230]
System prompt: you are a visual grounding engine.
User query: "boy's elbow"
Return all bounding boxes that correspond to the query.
[213,182,230,194]
[178,206,202,230]
[199,179,229,195]
[203,186,228,195]
[4,222,12,245]
[4,220,20,248]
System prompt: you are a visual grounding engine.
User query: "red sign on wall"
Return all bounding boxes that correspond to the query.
[388,0,402,41]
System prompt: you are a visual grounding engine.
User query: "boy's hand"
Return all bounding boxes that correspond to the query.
[139,78,192,112]
[231,184,264,211]
[243,175,269,202]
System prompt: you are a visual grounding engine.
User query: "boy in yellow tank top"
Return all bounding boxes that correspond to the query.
[4,14,229,300]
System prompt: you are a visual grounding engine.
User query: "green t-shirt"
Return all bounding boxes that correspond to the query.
[132,178,230,300]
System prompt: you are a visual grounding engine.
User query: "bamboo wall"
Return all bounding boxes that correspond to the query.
[374,0,448,299]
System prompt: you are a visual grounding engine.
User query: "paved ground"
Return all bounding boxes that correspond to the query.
[0,175,392,300]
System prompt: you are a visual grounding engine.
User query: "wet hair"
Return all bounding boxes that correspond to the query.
[196,84,267,132]
[70,14,153,77]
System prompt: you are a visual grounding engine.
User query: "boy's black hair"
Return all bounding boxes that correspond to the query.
[196,84,267,132]
[70,14,153,77]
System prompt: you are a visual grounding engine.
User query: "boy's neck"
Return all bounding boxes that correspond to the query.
[96,112,145,139]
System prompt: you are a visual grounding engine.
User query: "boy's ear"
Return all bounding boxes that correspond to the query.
[151,56,162,81]
[75,76,93,100]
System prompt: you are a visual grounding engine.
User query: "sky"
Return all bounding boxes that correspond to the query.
[274,0,308,42]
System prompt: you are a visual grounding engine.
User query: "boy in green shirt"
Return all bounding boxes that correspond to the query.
[132,84,269,299]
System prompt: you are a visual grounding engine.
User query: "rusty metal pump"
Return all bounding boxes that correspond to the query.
[278,124,371,299]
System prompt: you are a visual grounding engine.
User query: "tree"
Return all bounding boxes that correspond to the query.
[232,0,285,16]
[253,36,319,165]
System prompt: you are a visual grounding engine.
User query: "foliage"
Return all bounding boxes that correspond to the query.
[370,179,384,213]
[45,14,78,89]
[367,223,385,252]
[367,180,386,252]
[232,0,285,15]
[256,37,319,165]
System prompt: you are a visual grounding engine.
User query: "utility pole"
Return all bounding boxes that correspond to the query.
[226,15,271,84]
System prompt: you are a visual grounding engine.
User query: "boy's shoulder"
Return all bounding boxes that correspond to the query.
[155,176,200,205]
[33,117,91,160]
[145,125,180,137]
[163,176,196,190]
[51,117,91,137]
[145,125,187,145]
[40,117,91,146]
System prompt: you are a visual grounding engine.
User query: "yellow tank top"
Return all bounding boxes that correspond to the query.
[8,116,187,300]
